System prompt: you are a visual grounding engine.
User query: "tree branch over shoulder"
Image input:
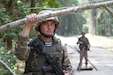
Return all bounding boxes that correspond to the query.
[0,0,113,32]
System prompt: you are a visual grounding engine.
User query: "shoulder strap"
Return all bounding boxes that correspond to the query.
[28,37,46,54]
[24,48,35,73]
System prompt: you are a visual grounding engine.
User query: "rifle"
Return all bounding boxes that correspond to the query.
[78,37,89,50]
[65,44,98,71]
[45,54,64,75]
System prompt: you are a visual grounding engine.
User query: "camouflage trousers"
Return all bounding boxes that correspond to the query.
[79,49,88,65]
[77,48,88,71]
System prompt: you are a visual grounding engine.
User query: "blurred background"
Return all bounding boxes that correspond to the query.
[0,0,113,75]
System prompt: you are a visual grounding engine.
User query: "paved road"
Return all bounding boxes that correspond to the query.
[66,45,113,75]
[58,35,113,75]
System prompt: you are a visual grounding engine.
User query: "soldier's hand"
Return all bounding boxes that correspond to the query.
[25,13,37,27]
[64,73,69,75]
[63,70,70,75]
[20,13,37,37]
[87,44,90,50]
[79,41,83,44]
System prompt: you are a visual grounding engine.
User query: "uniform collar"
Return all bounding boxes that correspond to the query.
[37,35,58,45]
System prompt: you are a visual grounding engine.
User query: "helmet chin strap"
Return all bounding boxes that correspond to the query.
[40,32,54,38]
[39,28,56,38]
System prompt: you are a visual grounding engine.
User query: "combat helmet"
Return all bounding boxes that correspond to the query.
[81,30,86,34]
[35,10,59,31]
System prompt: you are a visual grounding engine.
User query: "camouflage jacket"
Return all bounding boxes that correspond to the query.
[15,34,72,75]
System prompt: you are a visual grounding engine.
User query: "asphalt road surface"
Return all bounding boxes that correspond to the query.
[58,35,113,75]
[66,45,113,75]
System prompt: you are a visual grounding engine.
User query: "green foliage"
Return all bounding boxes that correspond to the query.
[44,0,60,7]
[96,6,113,36]
[57,13,86,36]
[0,8,12,25]
[0,0,61,74]
[0,39,19,74]
[56,0,86,36]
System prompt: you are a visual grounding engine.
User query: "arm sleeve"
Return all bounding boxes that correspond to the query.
[87,38,90,44]
[14,33,30,61]
[62,45,73,75]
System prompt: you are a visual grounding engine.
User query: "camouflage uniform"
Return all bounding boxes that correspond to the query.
[15,34,72,75]
[77,36,90,70]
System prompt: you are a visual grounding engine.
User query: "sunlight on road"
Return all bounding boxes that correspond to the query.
[56,35,78,45]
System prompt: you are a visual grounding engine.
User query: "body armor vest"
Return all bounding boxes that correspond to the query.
[24,37,64,75]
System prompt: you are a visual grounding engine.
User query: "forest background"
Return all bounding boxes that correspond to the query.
[0,0,113,75]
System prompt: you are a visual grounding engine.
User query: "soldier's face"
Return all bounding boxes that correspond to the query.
[81,33,85,36]
[40,20,55,35]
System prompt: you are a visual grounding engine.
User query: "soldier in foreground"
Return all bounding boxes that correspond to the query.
[76,31,90,71]
[15,10,72,75]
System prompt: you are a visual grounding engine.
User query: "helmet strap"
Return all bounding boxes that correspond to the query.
[40,32,54,38]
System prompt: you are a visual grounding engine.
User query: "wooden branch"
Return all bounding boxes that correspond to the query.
[0,59,16,75]
[104,6,113,17]
[0,0,113,32]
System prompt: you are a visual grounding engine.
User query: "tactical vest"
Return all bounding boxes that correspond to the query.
[24,37,64,75]
[79,37,89,50]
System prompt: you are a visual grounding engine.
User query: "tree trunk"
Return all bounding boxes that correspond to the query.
[2,0,13,13]
[89,8,97,34]
[5,36,12,50]
[30,0,35,13]
[89,0,97,34]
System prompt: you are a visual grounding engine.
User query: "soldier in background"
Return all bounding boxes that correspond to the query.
[76,31,90,71]
[15,10,72,75]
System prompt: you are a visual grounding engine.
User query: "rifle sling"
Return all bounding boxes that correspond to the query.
[45,53,64,75]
